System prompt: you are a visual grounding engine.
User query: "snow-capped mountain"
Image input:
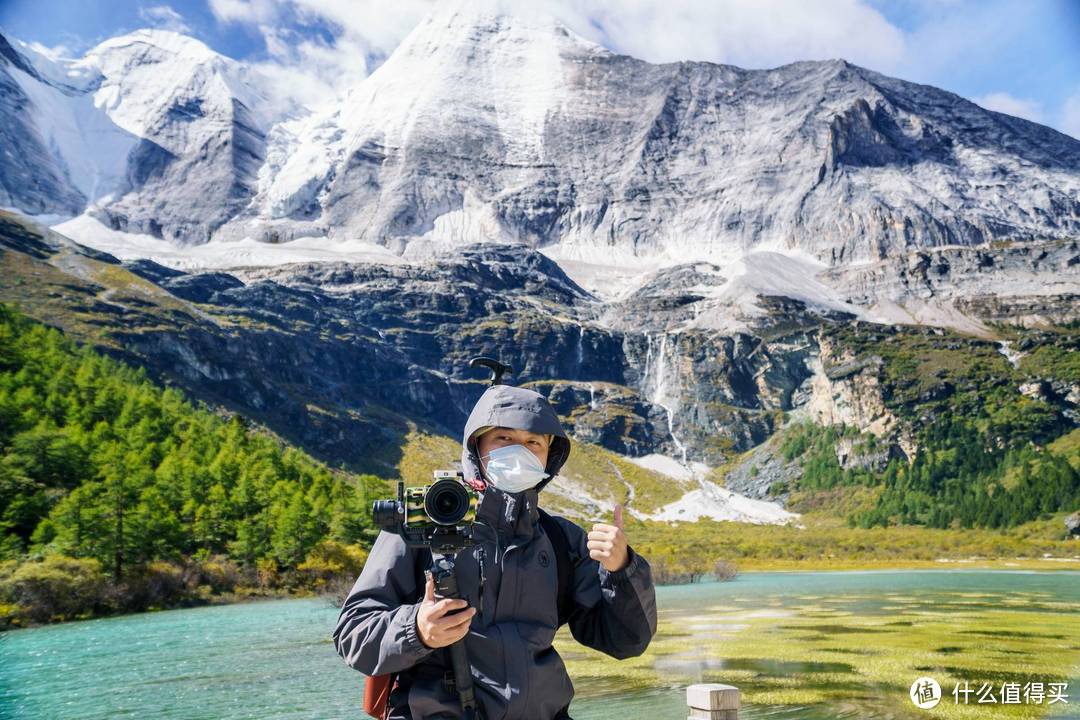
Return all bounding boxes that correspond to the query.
[0,28,292,243]
[219,3,1080,270]
[1,4,1078,335]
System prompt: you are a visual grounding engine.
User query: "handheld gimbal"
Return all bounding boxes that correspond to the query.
[369,356,516,719]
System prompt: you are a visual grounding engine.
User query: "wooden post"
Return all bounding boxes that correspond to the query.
[686,683,739,720]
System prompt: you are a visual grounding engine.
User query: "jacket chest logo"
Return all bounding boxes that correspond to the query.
[538,550,550,568]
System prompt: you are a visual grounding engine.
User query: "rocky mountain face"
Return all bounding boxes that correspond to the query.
[0,211,821,466]
[2,8,1076,336]
[211,5,1080,271]
[3,209,1076,477]
[0,35,87,216]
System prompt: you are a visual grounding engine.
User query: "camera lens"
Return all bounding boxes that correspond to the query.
[372,500,400,528]
[424,479,470,525]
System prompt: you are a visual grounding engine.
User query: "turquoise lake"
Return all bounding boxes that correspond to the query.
[2,570,1078,719]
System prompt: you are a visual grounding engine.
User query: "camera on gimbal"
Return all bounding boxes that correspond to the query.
[372,469,478,554]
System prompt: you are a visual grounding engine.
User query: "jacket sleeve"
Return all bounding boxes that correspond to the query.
[331,529,437,676]
[559,518,658,659]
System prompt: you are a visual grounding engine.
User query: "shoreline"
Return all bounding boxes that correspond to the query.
[4,556,1078,632]
[728,556,1080,572]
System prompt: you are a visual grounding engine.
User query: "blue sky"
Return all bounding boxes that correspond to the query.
[1,0,1078,138]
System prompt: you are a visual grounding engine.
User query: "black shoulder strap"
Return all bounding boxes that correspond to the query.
[537,508,574,627]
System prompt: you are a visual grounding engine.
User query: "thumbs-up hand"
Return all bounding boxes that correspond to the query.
[588,503,629,572]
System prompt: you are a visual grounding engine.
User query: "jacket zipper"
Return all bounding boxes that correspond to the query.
[476,545,485,621]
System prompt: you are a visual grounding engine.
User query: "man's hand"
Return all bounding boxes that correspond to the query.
[415,574,475,648]
[588,503,629,572]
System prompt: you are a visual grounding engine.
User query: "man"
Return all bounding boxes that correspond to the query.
[333,382,657,719]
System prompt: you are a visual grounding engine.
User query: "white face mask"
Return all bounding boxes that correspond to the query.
[480,443,549,493]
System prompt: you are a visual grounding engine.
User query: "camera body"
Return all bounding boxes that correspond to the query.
[373,469,478,554]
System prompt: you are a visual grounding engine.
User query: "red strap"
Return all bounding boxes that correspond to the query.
[363,674,393,720]
[464,475,487,492]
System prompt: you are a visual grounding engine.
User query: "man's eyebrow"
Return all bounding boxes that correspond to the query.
[496,427,545,440]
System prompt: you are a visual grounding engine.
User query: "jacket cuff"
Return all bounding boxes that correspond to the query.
[403,601,436,656]
[601,545,641,585]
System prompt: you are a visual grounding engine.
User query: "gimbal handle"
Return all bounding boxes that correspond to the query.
[430,555,480,720]
[469,357,513,386]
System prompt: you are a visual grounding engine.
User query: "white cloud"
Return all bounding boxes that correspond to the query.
[138,5,193,34]
[24,40,73,61]
[208,0,435,58]
[545,0,907,71]
[888,2,1030,88]
[289,0,438,56]
[960,90,1080,139]
[207,0,280,25]
[970,92,1045,124]
[207,0,435,101]
[255,25,372,106]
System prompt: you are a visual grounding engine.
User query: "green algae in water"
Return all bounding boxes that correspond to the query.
[561,571,1080,720]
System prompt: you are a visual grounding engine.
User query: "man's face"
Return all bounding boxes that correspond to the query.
[476,427,551,476]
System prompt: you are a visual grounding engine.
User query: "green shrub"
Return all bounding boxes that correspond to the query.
[0,555,108,622]
[297,539,368,589]
[196,556,244,594]
[120,560,194,610]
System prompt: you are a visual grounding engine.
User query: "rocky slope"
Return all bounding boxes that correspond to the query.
[4,209,1077,528]
[1,211,796,523]
[0,212,812,513]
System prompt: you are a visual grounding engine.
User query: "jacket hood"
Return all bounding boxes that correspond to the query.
[461,384,571,493]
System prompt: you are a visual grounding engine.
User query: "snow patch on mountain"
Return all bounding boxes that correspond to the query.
[256,112,346,219]
[83,29,294,140]
[689,251,867,330]
[3,40,134,204]
[627,453,711,481]
[626,451,798,525]
[647,481,800,524]
[52,213,404,271]
[2,27,307,241]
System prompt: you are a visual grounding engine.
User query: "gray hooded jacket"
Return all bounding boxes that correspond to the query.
[332,384,658,719]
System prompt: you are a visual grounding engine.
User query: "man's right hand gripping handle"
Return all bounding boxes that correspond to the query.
[333,532,448,676]
[415,573,476,648]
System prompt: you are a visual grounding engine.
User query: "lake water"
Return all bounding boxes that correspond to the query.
[2,570,1078,719]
